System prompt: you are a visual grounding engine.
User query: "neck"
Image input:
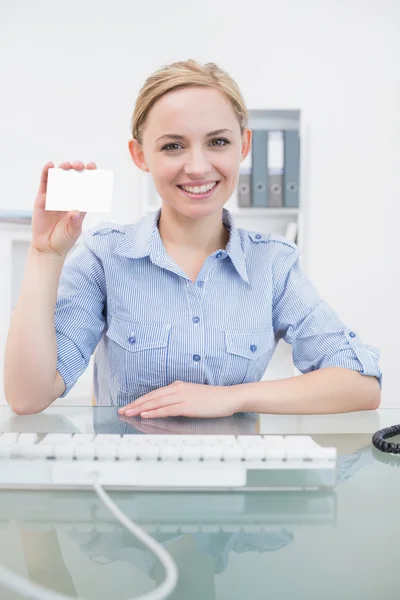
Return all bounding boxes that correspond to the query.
[158,205,230,255]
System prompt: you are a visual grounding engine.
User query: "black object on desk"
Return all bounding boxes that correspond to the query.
[372,424,400,454]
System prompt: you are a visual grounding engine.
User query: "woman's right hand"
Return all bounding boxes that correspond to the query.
[31,160,97,257]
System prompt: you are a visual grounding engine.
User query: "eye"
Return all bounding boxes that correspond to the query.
[210,138,230,147]
[162,143,182,152]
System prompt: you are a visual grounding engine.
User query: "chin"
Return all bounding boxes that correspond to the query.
[174,202,225,219]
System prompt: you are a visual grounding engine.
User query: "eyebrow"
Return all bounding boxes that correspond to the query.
[155,129,233,143]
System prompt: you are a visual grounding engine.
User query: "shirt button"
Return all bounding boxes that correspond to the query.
[255,234,262,240]
[128,336,136,344]
[250,344,257,353]
[216,252,223,259]
[349,332,356,338]
[197,280,204,287]
[193,354,201,362]
[192,316,200,324]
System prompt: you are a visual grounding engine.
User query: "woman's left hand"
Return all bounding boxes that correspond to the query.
[118,380,244,419]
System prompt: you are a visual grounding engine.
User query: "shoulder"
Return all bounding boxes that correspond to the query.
[236,229,301,281]
[246,230,296,248]
[242,229,299,258]
[63,221,130,268]
[81,221,128,254]
[86,220,128,240]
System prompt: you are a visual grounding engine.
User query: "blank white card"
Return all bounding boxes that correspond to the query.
[46,168,114,212]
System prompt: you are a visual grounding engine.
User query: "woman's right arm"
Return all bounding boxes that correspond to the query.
[4,160,95,414]
[5,247,68,412]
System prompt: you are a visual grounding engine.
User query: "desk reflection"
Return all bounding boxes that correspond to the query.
[93,405,260,436]
[0,407,380,600]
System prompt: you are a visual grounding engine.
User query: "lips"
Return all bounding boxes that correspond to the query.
[177,181,220,200]
[178,181,218,193]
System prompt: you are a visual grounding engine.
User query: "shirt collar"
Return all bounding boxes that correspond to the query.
[114,207,250,284]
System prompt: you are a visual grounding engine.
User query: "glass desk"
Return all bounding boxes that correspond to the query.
[0,405,399,599]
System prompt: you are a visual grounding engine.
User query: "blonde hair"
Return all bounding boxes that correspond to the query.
[131,59,248,144]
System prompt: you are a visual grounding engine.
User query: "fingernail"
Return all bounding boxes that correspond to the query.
[71,212,82,222]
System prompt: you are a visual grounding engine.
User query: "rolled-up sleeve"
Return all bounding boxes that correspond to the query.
[55,238,106,397]
[272,245,382,387]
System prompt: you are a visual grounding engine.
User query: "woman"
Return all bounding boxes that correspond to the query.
[5,59,382,416]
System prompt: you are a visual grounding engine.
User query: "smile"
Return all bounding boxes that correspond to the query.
[177,181,220,199]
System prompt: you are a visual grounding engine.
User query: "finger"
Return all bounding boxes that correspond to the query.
[58,161,73,169]
[118,396,153,414]
[124,400,164,416]
[118,386,173,414]
[141,406,182,419]
[124,395,182,416]
[37,161,54,197]
[68,210,87,225]
[85,162,97,169]
[72,161,85,171]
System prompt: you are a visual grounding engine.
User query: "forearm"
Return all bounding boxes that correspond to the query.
[4,246,65,411]
[237,368,381,414]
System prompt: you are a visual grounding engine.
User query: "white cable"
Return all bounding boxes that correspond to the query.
[92,481,178,599]
[0,480,178,600]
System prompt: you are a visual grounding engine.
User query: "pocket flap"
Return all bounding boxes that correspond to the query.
[106,318,171,352]
[225,329,274,360]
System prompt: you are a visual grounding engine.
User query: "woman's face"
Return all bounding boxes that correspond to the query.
[129,86,251,219]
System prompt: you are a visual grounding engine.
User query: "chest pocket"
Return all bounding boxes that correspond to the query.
[105,317,171,394]
[221,328,275,385]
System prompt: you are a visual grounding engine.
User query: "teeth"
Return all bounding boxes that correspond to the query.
[181,182,217,194]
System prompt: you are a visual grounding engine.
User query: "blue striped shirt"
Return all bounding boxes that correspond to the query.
[55,208,382,405]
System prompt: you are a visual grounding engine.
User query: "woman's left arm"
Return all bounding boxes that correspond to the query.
[242,240,382,414]
[238,368,381,414]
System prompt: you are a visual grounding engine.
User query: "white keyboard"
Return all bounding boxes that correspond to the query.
[0,433,337,490]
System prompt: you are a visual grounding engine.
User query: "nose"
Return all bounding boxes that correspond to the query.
[183,148,211,177]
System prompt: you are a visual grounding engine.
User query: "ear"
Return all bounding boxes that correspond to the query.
[240,128,252,163]
[128,139,149,172]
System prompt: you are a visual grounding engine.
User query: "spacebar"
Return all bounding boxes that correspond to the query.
[51,462,247,488]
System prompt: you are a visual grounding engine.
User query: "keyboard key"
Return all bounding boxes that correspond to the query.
[1,434,35,458]
[138,444,160,460]
[72,434,94,444]
[42,434,73,444]
[285,446,306,461]
[237,436,263,445]
[262,435,285,446]
[180,445,202,460]
[94,434,122,445]
[16,433,39,445]
[54,445,75,460]
[74,444,96,460]
[96,445,117,460]
[0,433,19,445]
[31,444,54,459]
[117,445,140,460]
[243,445,265,461]
[223,444,244,461]
[202,445,223,460]
[161,444,182,460]
[265,447,286,461]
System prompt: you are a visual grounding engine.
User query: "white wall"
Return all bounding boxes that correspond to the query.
[0,0,398,405]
